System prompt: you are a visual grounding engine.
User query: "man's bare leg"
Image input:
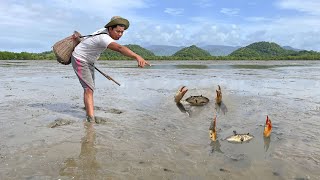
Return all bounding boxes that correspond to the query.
[84,87,94,122]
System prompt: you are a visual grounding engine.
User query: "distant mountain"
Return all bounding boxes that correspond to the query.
[200,45,241,56]
[282,46,302,52]
[144,44,240,56]
[144,45,185,56]
[173,45,211,59]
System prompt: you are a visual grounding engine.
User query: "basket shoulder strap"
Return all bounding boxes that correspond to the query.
[80,32,108,38]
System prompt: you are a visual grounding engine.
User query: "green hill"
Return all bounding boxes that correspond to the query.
[230,41,295,58]
[100,44,155,60]
[228,41,320,60]
[173,45,212,59]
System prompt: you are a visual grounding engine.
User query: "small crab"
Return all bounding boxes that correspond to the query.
[226,131,254,143]
[215,85,222,104]
[174,86,209,106]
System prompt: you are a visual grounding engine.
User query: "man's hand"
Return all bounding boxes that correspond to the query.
[136,56,151,68]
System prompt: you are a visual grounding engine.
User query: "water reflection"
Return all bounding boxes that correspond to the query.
[59,122,99,179]
[215,101,228,115]
[175,102,190,116]
[146,64,210,69]
[0,61,29,67]
[230,64,303,69]
[210,140,224,154]
[175,102,207,117]
[111,63,303,70]
[263,136,271,152]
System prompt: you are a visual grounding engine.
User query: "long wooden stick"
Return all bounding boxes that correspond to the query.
[94,66,121,86]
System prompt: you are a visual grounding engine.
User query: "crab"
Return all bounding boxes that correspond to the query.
[226,131,254,143]
[174,86,209,106]
[215,85,222,104]
[263,115,272,137]
[209,115,217,141]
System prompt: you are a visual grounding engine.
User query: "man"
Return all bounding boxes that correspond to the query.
[71,16,150,123]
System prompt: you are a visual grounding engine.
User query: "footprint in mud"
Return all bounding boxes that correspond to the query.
[83,106,124,114]
[219,168,231,173]
[163,168,174,173]
[48,118,75,128]
[105,108,124,114]
[94,116,112,124]
[226,153,247,162]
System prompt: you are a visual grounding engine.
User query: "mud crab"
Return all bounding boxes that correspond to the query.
[174,86,209,106]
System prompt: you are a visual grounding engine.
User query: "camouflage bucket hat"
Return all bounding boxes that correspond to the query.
[104,16,130,30]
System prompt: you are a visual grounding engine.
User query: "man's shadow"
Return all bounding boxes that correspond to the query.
[59,123,100,179]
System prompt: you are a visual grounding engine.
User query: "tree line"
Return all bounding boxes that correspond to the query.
[1,42,320,60]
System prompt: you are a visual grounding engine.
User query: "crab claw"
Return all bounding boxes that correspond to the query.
[209,115,217,141]
[263,115,272,137]
[215,85,222,104]
[174,86,188,103]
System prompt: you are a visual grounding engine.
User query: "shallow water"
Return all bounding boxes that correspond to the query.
[0,60,319,179]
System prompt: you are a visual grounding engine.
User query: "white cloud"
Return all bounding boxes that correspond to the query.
[51,0,149,16]
[220,8,240,16]
[0,0,150,52]
[122,12,320,51]
[233,15,320,50]
[122,22,188,46]
[193,0,213,8]
[164,8,184,16]
[276,0,320,15]
[1,0,320,52]
[0,0,150,29]
[245,17,272,22]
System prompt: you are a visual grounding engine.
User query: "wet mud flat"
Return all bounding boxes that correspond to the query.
[0,60,320,179]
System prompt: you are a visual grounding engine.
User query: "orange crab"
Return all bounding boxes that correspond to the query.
[209,115,217,141]
[174,86,188,103]
[263,115,272,137]
[215,85,222,104]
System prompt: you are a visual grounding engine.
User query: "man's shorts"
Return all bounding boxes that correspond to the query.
[71,55,95,91]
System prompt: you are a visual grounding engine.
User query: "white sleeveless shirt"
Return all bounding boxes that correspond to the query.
[72,28,115,63]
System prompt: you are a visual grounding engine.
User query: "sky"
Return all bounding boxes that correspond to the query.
[1,0,320,53]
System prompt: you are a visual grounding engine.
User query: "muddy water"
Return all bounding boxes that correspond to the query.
[0,60,319,179]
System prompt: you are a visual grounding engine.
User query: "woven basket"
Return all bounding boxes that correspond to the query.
[53,31,82,65]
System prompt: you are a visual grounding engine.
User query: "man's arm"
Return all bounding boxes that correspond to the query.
[107,42,150,68]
